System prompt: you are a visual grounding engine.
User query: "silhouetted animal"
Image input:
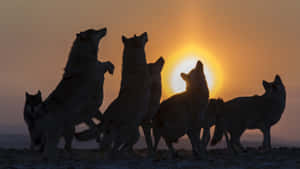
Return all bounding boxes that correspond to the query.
[121,57,165,154]
[24,91,43,151]
[100,33,151,155]
[31,28,109,160]
[24,64,113,152]
[211,75,286,153]
[75,33,151,157]
[199,98,224,150]
[152,61,209,159]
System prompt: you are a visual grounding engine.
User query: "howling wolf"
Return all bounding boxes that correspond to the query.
[30,28,110,160]
[211,75,286,153]
[152,61,209,158]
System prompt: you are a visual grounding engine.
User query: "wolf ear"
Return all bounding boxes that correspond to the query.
[155,57,165,71]
[77,32,88,40]
[274,74,282,84]
[181,73,189,81]
[141,32,148,42]
[122,36,127,43]
[37,90,41,96]
[263,80,271,90]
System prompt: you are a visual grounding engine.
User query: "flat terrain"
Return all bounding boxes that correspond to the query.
[0,147,300,169]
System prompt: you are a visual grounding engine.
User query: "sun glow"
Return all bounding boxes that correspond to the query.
[170,57,214,93]
[161,45,223,98]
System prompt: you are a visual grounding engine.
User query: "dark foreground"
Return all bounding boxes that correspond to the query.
[0,147,300,169]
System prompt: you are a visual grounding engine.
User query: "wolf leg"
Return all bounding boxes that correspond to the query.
[187,129,200,157]
[94,110,103,121]
[120,128,140,153]
[230,129,244,154]
[164,138,178,159]
[261,126,271,151]
[153,126,161,152]
[43,130,61,161]
[224,131,233,153]
[63,126,75,152]
[201,128,211,151]
[142,121,154,155]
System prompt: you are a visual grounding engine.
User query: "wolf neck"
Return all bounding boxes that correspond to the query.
[185,87,209,99]
[64,41,98,74]
[262,89,286,114]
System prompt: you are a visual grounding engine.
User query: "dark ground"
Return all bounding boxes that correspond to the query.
[0,147,300,169]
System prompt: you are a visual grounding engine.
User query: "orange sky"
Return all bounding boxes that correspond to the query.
[0,0,300,143]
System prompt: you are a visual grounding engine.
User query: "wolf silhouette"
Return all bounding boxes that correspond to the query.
[99,33,151,154]
[74,57,163,151]
[30,28,110,160]
[152,61,209,158]
[24,91,76,152]
[24,61,113,151]
[198,98,224,150]
[75,33,151,155]
[118,57,165,154]
[211,75,286,153]
[24,91,43,151]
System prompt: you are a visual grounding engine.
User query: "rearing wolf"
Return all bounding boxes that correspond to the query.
[211,75,286,152]
[30,28,110,160]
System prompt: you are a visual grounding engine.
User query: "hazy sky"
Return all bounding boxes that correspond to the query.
[0,0,299,143]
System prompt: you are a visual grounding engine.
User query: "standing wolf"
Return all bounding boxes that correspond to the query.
[30,28,110,160]
[153,61,209,158]
[211,75,286,153]
[90,33,151,155]
[119,57,165,154]
[24,91,43,151]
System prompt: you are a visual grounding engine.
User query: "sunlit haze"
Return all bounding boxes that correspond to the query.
[0,0,299,146]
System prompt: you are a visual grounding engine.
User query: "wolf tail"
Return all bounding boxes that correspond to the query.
[75,123,103,141]
[210,124,224,146]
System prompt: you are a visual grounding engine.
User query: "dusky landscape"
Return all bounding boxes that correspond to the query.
[0,0,300,168]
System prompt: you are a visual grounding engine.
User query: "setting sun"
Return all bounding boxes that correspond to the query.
[161,44,223,98]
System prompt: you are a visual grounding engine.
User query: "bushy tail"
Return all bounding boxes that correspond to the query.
[210,124,224,146]
[75,124,103,141]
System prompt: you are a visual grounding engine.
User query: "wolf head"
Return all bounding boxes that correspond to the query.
[180,60,209,93]
[263,74,286,99]
[122,32,148,48]
[24,90,42,123]
[65,28,107,72]
[148,57,165,86]
[76,28,107,53]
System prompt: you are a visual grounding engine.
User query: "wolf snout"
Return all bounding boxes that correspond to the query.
[97,27,107,36]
